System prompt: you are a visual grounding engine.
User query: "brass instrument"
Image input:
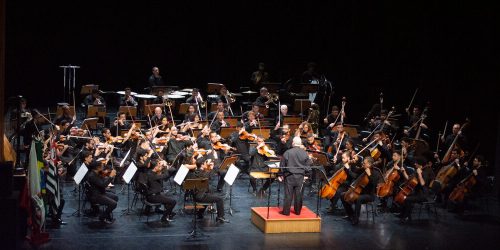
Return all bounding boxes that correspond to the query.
[265,93,279,108]
[165,99,173,107]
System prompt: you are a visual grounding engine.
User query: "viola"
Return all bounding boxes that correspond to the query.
[258,144,276,157]
[213,141,232,151]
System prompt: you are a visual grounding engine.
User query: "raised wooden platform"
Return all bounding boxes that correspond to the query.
[251,206,321,234]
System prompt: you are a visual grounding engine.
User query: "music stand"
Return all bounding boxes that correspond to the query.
[293,99,311,114]
[56,105,75,117]
[182,178,210,241]
[219,127,238,139]
[80,84,99,95]
[220,155,239,215]
[311,166,328,217]
[306,150,329,167]
[178,103,190,115]
[81,117,99,131]
[118,106,137,118]
[207,83,224,94]
[71,163,89,217]
[121,162,137,215]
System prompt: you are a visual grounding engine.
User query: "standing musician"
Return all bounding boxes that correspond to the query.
[397,157,430,222]
[279,137,312,216]
[83,89,105,106]
[110,112,131,137]
[148,66,164,87]
[250,62,269,88]
[340,156,382,225]
[120,87,138,107]
[210,111,229,134]
[86,160,118,224]
[183,141,229,223]
[441,123,468,153]
[145,159,176,223]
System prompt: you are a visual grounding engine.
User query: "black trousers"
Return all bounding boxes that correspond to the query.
[217,169,227,191]
[402,194,427,218]
[282,174,305,215]
[147,193,176,216]
[195,192,225,218]
[341,193,375,219]
[330,184,348,208]
[90,192,118,218]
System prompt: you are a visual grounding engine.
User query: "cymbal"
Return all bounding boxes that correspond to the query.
[231,93,243,97]
[116,90,138,96]
[180,88,193,92]
[241,90,257,94]
[134,94,157,99]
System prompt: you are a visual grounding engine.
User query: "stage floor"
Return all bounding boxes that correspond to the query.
[19,175,500,250]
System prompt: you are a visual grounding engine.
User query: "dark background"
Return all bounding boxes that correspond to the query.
[4,1,499,164]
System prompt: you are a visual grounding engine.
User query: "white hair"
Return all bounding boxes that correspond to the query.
[292,136,302,147]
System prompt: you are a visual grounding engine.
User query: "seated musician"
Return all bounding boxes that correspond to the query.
[207,101,230,121]
[243,111,259,132]
[53,105,75,126]
[120,87,138,107]
[206,131,231,192]
[431,148,464,206]
[145,159,176,223]
[183,104,198,122]
[449,155,487,214]
[229,122,252,173]
[325,123,349,158]
[323,105,344,129]
[165,126,189,164]
[254,87,270,107]
[185,88,202,104]
[400,137,416,166]
[403,105,428,138]
[441,123,468,153]
[110,112,131,137]
[304,134,321,152]
[272,124,293,155]
[274,105,288,130]
[250,62,269,88]
[327,152,360,214]
[183,141,229,223]
[340,156,382,225]
[83,89,105,106]
[242,103,264,123]
[397,157,430,222]
[295,121,314,138]
[86,160,118,224]
[249,136,273,196]
[216,85,231,104]
[210,111,229,134]
[181,113,203,133]
[196,126,211,149]
[151,107,166,127]
[152,89,165,104]
[378,150,410,211]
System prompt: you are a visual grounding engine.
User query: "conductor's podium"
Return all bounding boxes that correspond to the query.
[251,206,321,234]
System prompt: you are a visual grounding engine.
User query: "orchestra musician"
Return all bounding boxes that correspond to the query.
[183,104,198,122]
[397,157,430,222]
[152,89,165,104]
[165,126,189,164]
[274,105,288,129]
[110,112,131,137]
[340,156,382,225]
[86,160,118,224]
[272,124,293,155]
[441,123,468,153]
[145,159,176,223]
[326,151,359,214]
[206,131,231,192]
[53,105,75,126]
[249,136,273,196]
[242,103,264,123]
[148,66,164,87]
[120,87,138,107]
[185,88,202,104]
[183,141,229,223]
[244,111,259,132]
[210,111,229,134]
[250,62,269,87]
[83,89,105,106]
[207,101,230,121]
[151,107,167,127]
[255,87,270,107]
[279,136,312,216]
[325,123,349,157]
[448,155,487,214]
[295,121,314,138]
[229,122,252,174]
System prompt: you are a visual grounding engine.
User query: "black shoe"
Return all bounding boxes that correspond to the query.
[279,211,290,216]
[197,213,204,220]
[342,215,351,221]
[161,215,173,223]
[216,216,229,223]
[351,217,359,225]
[103,218,115,224]
[168,212,177,220]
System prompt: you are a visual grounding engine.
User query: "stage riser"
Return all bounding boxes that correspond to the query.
[251,208,321,234]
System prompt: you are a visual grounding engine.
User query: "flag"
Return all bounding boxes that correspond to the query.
[29,141,43,196]
[45,139,61,212]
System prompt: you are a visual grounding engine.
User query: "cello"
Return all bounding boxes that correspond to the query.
[394,174,419,206]
[376,151,404,198]
[343,172,370,204]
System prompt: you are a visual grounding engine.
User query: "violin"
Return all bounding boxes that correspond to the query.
[213,141,232,151]
[258,144,276,157]
[239,130,257,141]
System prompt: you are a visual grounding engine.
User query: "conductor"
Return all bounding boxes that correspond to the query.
[279,137,312,216]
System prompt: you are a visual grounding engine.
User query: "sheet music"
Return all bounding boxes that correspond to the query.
[224,164,240,186]
[120,149,131,167]
[122,162,137,184]
[73,163,88,185]
[174,164,190,185]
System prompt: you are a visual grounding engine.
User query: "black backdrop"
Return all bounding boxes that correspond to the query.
[5,1,499,163]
